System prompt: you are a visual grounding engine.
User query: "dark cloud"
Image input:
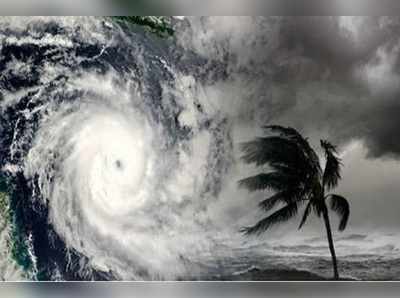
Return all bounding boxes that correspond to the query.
[224,16,400,159]
[178,17,400,231]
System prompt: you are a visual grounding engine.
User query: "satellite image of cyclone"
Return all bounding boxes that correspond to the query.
[2,16,400,281]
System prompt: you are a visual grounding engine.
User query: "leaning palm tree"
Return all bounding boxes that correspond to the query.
[238,125,350,280]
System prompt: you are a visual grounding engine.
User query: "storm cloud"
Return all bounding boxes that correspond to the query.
[171,16,400,235]
[181,16,400,159]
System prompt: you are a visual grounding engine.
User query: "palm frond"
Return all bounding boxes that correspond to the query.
[238,172,296,192]
[265,125,322,177]
[298,201,312,229]
[258,190,302,211]
[263,125,302,140]
[321,140,342,190]
[240,136,304,167]
[258,193,283,211]
[309,178,325,213]
[328,194,350,231]
[311,196,325,218]
[240,202,299,235]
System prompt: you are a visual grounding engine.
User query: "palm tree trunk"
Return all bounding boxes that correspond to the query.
[322,205,339,280]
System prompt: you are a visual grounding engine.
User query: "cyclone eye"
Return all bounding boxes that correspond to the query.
[115,159,123,169]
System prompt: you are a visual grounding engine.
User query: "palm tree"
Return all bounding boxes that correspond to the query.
[238,125,350,280]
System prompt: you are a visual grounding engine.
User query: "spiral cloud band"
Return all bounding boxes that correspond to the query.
[0,17,237,280]
[22,74,216,279]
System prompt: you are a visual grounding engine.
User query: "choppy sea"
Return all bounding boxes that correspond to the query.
[189,233,400,280]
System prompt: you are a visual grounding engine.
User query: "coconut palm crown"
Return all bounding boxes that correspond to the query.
[238,125,350,280]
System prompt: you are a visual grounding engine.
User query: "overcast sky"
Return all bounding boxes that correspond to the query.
[180,17,400,235]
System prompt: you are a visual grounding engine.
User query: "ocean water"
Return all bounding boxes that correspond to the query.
[189,232,400,280]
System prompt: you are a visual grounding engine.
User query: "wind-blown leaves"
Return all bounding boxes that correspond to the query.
[238,172,296,192]
[329,194,350,231]
[258,193,284,211]
[298,201,312,229]
[266,125,322,177]
[240,136,305,168]
[321,140,342,190]
[312,199,325,218]
[241,202,299,235]
[239,125,350,280]
[239,125,349,236]
[258,190,300,211]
